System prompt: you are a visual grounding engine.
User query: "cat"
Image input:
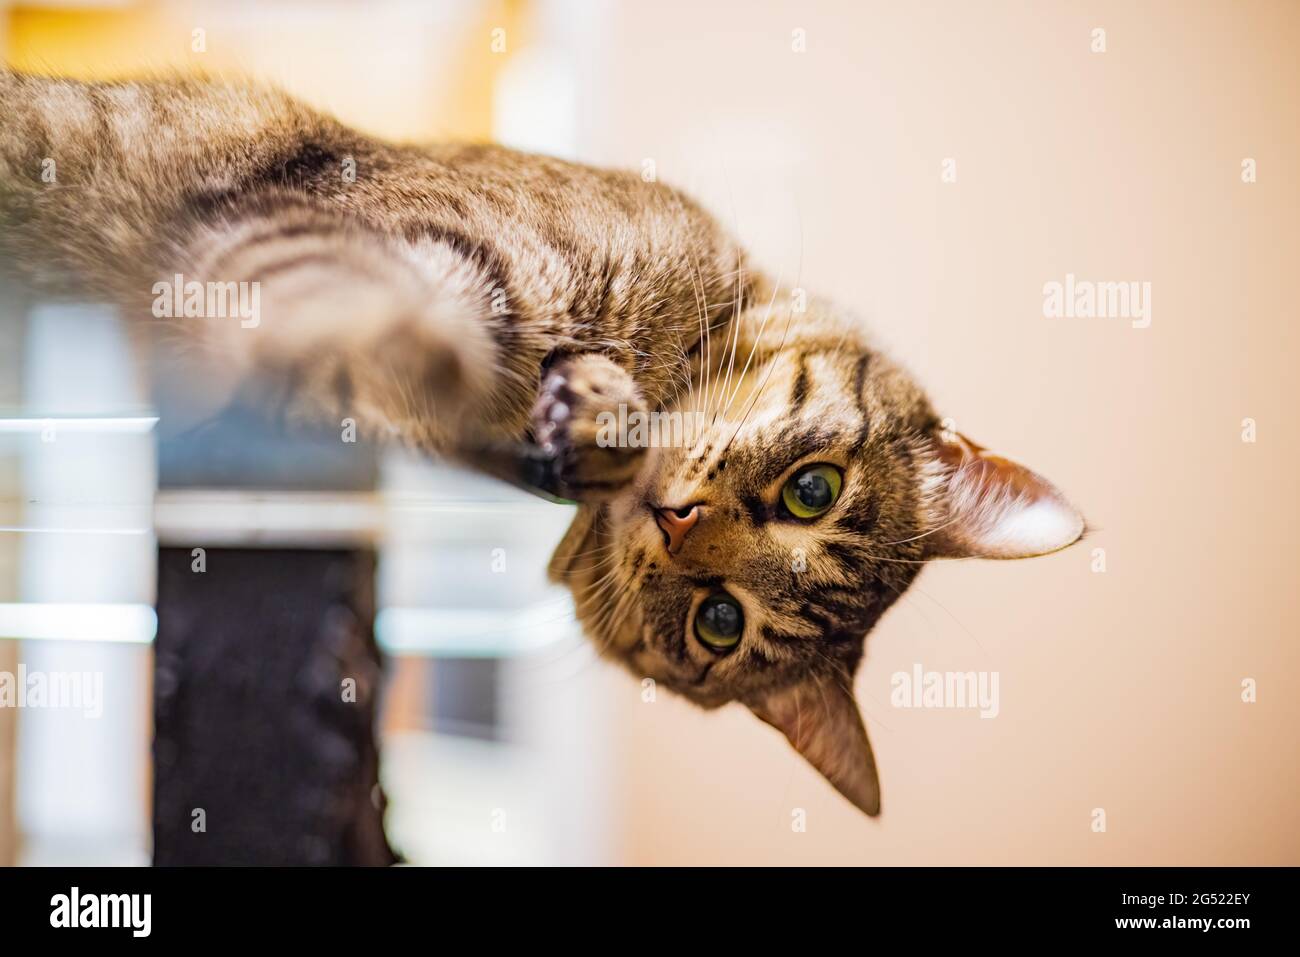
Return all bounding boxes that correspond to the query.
[0,70,1084,816]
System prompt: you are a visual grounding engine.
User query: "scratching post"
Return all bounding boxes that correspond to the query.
[152,545,394,865]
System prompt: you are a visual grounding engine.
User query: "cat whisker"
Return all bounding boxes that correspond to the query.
[564,539,621,563]
[879,510,965,546]
[711,258,746,425]
[719,270,783,422]
[719,295,797,456]
[586,578,638,650]
[717,214,805,454]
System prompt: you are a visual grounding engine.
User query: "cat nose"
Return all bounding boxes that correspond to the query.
[653,504,701,555]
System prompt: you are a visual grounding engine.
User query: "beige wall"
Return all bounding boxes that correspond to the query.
[581,0,1299,864]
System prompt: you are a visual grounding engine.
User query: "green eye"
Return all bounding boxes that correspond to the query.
[694,593,744,651]
[781,464,843,519]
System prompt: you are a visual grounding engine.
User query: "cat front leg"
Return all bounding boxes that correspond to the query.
[177,203,542,451]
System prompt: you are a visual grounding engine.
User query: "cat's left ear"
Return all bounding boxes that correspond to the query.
[748,672,881,816]
[923,429,1084,560]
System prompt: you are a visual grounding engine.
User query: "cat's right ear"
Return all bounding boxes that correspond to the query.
[922,429,1084,560]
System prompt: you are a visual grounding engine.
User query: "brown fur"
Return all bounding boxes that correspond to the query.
[0,71,1084,816]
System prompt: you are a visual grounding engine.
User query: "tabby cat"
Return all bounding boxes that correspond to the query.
[0,71,1084,816]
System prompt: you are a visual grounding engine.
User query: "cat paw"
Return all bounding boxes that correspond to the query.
[531,354,647,501]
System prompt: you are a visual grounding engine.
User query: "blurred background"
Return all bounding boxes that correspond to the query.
[0,0,1297,865]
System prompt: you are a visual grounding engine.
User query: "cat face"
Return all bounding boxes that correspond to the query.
[552,295,1084,816]
[602,345,927,706]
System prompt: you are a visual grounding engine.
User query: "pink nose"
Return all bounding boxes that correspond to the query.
[654,505,701,555]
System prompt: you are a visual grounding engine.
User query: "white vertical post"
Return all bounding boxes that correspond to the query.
[15,304,155,865]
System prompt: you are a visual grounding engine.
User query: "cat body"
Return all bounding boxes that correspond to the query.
[0,71,1084,815]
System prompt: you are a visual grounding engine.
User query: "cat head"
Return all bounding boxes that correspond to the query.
[551,289,1083,816]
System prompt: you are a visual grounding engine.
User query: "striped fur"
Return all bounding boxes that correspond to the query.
[0,71,1082,817]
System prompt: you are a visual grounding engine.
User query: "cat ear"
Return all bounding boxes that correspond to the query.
[923,429,1084,560]
[749,672,881,816]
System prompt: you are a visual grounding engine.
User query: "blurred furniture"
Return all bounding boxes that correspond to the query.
[154,545,393,865]
[151,399,394,865]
